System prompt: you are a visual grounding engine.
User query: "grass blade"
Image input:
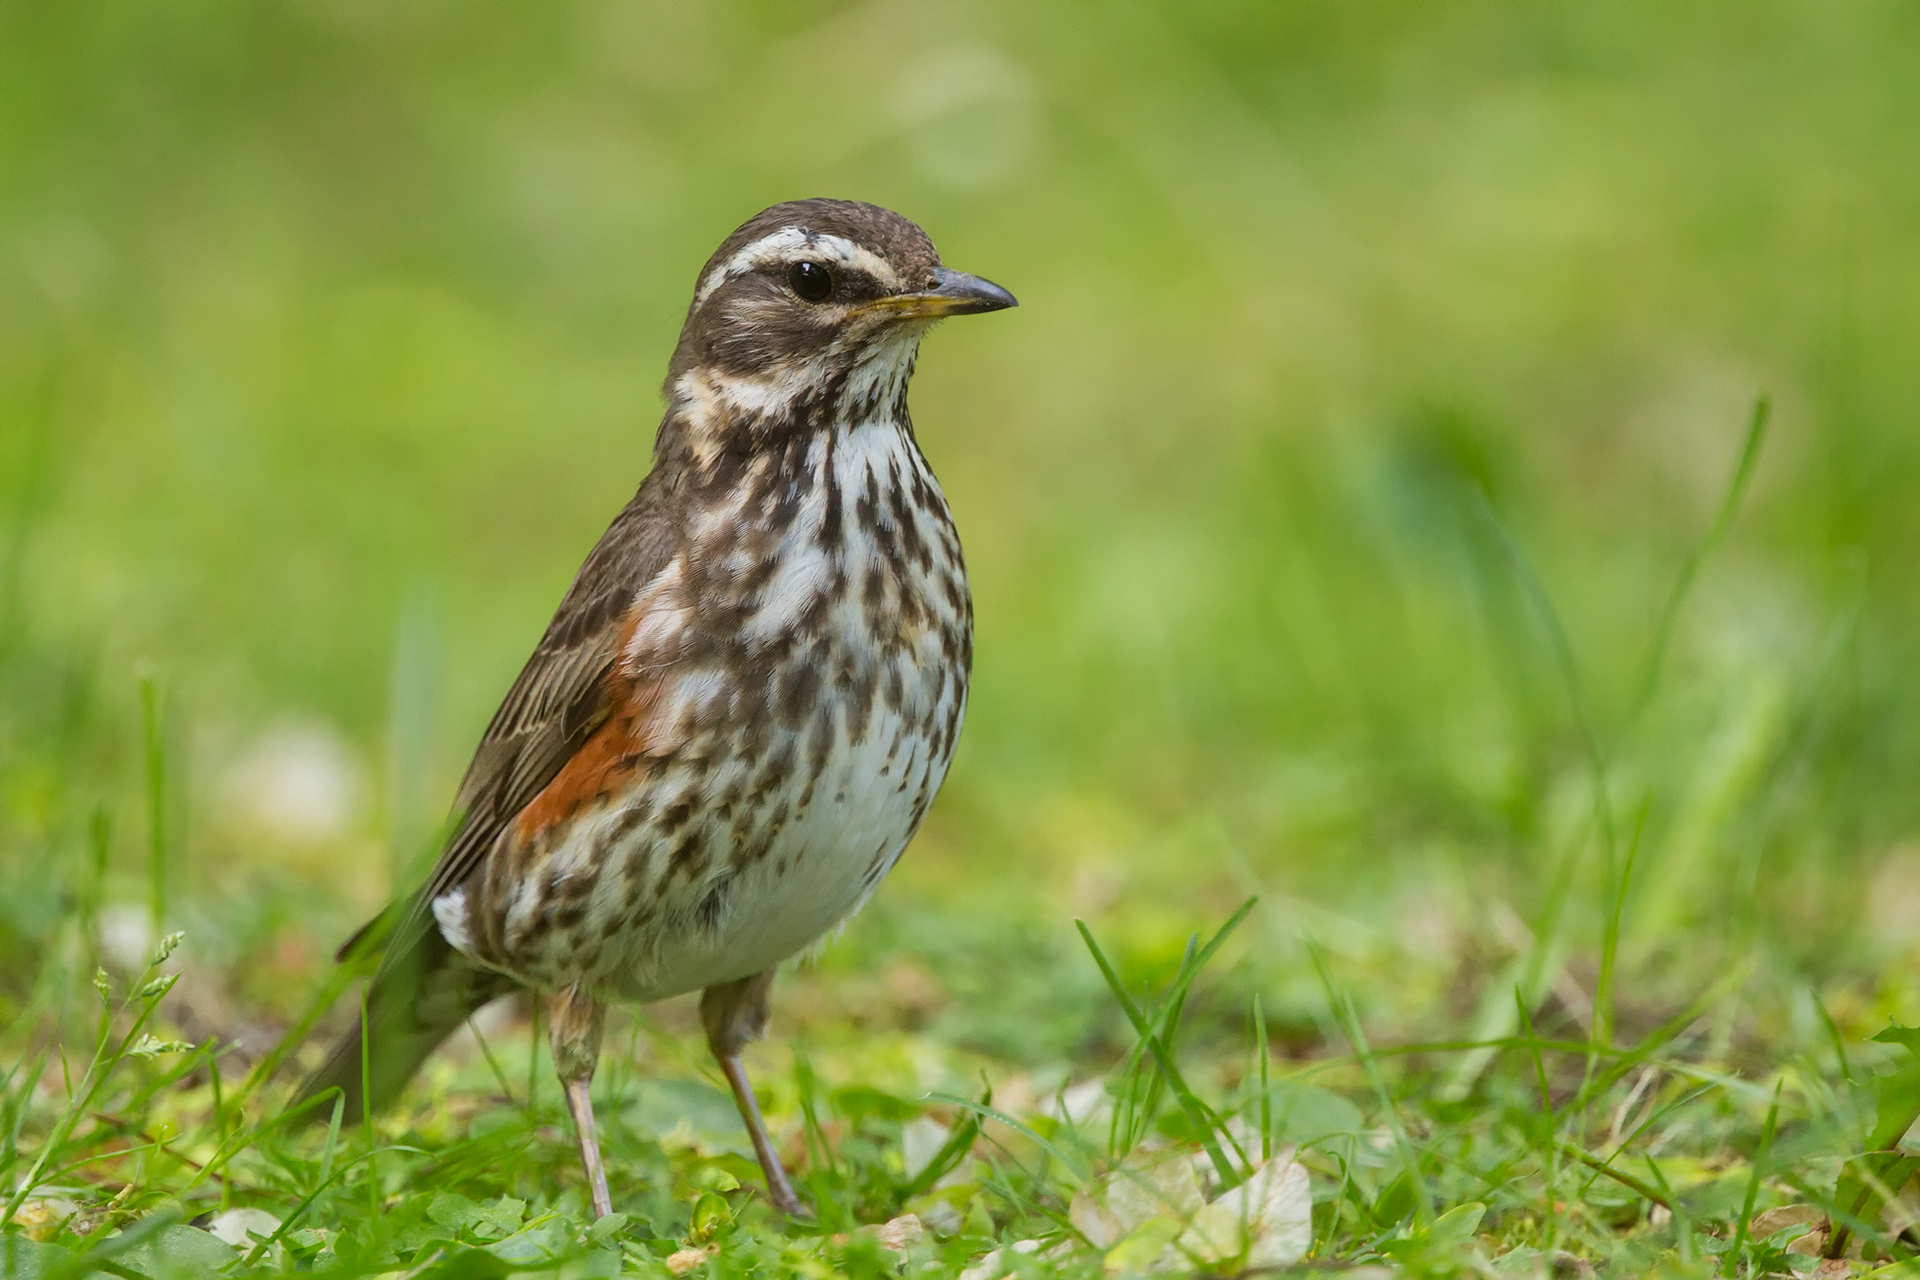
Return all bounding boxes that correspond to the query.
[1076,906,1254,1187]
[925,1092,1089,1180]
[1731,1080,1783,1270]
[1570,966,1748,1114]
[1470,486,1618,884]
[1254,992,1271,1164]
[1629,394,1772,724]
[1308,938,1433,1225]
[1593,799,1649,1059]
[1556,1141,1672,1211]
[1517,989,1559,1249]
[903,1111,981,1199]
[139,673,166,938]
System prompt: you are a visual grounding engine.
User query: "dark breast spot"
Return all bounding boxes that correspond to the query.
[777,662,822,727]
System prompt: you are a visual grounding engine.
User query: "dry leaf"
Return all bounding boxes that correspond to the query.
[1073,1149,1312,1272]
[206,1208,283,1251]
[9,1199,77,1242]
[869,1213,925,1253]
[1070,1147,1205,1249]
[957,1237,1042,1280]
[1749,1203,1821,1242]
[666,1244,718,1275]
[1177,1154,1312,1268]
[902,1117,953,1180]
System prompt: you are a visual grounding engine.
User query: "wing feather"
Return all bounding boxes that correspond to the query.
[378,473,679,962]
[302,471,681,1114]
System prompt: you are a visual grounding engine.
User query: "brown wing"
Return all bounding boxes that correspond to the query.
[431,476,678,904]
[300,471,682,1117]
[361,473,679,966]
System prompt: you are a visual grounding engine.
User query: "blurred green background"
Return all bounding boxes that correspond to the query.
[4,0,1918,1056]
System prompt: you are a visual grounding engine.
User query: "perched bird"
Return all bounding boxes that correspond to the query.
[293,199,1014,1217]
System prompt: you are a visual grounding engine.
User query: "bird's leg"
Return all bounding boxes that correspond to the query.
[546,984,612,1219]
[700,970,806,1217]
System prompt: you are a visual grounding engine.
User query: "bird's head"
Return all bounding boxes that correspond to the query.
[664,199,1015,443]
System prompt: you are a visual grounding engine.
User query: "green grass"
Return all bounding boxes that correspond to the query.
[7,0,1920,1275]
[4,879,1920,1276]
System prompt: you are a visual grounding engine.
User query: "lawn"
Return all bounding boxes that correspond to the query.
[5,2,1920,1276]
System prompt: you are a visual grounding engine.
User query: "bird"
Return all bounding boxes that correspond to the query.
[292,199,1014,1219]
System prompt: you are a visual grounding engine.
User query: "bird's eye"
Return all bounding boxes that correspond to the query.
[787,261,833,303]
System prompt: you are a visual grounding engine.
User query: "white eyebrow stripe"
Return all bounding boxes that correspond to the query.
[693,229,900,307]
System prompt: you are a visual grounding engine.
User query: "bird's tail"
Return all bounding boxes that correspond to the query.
[291,921,517,1126]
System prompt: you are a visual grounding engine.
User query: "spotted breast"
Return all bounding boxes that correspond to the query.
[432,404,971,1002]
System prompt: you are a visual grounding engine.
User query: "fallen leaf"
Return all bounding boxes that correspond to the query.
[1104,1218,1186,1274]
[1075,1149,1313,1272]
[1749,1203,1822,1241]
[206,1207,283,1252]
[8,1198,77,1242]
[957,1237,1042,1280]
[1177,1154,1313,1268]
[1070,1147,1205,1249]
[868,1213,925,1253]
[902,1117,953,1179]
[666,1243,718,1275]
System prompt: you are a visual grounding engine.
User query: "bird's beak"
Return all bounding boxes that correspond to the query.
[868,268,1018,319]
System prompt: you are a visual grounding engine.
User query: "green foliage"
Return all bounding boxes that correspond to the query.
[5,1,1920,1276]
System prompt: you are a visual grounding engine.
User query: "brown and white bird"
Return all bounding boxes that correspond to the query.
[294,199,1014,1218]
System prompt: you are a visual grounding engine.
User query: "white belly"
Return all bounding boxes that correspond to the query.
[607,693,949,1001]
